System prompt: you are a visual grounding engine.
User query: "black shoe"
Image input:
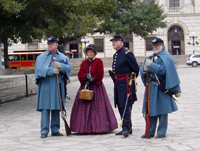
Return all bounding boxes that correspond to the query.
[155,134,165,138]
[52,132,63,136]
[115,129,132,135]
[141,134,154,138]
[41,134,47,138]
[115,130,123,135]
[122,130,129,137]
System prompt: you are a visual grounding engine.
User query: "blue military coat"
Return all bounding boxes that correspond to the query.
[140,48,181,116]
[112,47,139,108]
[35,50,72,111]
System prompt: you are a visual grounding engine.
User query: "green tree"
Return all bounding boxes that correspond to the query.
[0,0,118,68]
[0,0,166,68]
[97,0,167,38]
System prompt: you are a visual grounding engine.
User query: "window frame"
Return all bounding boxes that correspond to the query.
[145,37,154,51]
[21,55,27,61]
[169,0,180,8]
[94,39,104,52]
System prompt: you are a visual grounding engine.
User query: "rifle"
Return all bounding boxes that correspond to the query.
[120,72,133,127]
[53,58,71,136]
[144,71,151,138]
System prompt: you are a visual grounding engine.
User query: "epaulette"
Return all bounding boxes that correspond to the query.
[125,50,130,54]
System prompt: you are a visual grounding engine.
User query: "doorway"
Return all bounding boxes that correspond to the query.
[69,44,78,58]
[168,25,185,55]
[172,40,181,55]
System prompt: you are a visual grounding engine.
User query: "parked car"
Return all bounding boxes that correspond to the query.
[186,54,200,67]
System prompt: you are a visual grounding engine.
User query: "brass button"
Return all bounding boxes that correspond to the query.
[50,77,52,79]
[114,62,116,64]
[113,68,115,70]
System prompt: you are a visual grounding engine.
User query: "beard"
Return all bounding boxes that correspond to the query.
[153,45,163,54]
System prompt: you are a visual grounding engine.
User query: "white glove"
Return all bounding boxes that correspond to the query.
[175,92,181,97]
[143,65,149,72]
[145,59,152,67]
[53,68,59,74]
[54,61,61,69]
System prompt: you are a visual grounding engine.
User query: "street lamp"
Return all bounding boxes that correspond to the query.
[189,32,198,54]
[81,36,89,59]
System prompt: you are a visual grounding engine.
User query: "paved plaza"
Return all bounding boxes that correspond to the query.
[0,65,200,151]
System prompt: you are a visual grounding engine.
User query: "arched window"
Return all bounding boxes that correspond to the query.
[169,0,179,7]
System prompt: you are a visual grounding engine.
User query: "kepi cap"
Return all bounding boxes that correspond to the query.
[47,36,58,44]
[152,37,164,45]
[110,35,124,42]
[83,44,98,55]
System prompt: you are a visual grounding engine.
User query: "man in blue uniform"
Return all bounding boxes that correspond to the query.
[35,36,72,138]
[109,35,139,137]
[140,37,181,139]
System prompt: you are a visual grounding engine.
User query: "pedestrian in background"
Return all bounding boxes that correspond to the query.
[140,37,181,139]
[70,44,118,133]
[109,36,139,137]
[35,36,72,138]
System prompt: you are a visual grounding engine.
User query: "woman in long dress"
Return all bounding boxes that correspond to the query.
[70,44,118,133]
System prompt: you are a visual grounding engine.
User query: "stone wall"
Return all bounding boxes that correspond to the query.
[0,74,35,90]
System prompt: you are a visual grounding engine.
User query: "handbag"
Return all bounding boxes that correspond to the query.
[79,84,94,101]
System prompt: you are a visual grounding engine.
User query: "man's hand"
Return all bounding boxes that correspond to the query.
[108,70,114,80]
[53,68,59,74]
[143,59,152,72]
[143,65,149,72]
[145,59,152,67]
[175,92,181,97]
[54,61,61,69]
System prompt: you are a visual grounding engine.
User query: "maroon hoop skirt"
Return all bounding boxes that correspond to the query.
[70,82,118,133]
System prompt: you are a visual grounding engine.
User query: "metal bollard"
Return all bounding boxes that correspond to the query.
[25,74,28,97]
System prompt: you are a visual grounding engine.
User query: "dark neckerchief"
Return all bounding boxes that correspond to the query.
[84,59,93,73]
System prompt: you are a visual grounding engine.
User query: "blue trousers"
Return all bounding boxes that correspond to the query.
[118,105,132,131]
[41,109,60,135]
[149,114,168,136]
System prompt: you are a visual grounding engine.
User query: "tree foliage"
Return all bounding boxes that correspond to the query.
[0,0,118,68]
[0,0,166,68]
[97,0,167,38]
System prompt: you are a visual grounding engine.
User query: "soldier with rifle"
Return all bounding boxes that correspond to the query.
[109,35,139,137]
[35,36,72,138]
[140,37,181,139]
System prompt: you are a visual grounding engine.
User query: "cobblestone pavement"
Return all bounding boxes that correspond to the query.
[0,65,200,151]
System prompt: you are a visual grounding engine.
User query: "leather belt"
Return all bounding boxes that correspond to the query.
[148,78,165,82]
[114,75,128,79]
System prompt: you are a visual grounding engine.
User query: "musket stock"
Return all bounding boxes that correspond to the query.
[56,73,71,136]
[58,80,71,136]
[53,57,71,136]
[144,71,151,138]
